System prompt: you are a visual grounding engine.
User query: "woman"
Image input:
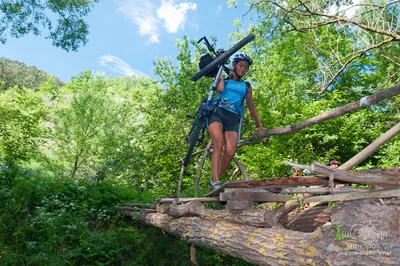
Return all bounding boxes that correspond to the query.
[208,53,263,191]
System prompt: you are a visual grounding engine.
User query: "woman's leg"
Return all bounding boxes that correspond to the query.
[220,131,238,174]
[208,122,224,182]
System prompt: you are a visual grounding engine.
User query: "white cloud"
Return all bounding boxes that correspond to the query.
[116,0,160,43]
[217,5,222,15]
[157,0,197,33]
[99,55,147,77]
[116,0,196,43]
[328,0,361,18]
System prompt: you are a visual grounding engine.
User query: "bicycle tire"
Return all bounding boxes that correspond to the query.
[183,116,206,167]
[192,33,255,81]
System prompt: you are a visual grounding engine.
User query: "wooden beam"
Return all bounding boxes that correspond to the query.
[156,197,220,203]
[280,187,368,194]
[220,192,292,202]
[304,188,400,203]
[312,162,400,187]
[224,176,329,188]
[282,161,312,170]
[351,168,400,178]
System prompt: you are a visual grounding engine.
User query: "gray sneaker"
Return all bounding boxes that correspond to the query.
[210,178,222,191]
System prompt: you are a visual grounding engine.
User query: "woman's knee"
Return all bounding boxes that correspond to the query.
[224,148,236,159]
[213,140,224,152]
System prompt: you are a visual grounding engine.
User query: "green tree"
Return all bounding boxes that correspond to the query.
[233,0,400,176]
[50,71,162,183]
[0,0,99,51]
[0,87,44,179]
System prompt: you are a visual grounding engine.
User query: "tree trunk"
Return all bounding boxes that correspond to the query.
[112,199,400,266]
[141,209,400,265]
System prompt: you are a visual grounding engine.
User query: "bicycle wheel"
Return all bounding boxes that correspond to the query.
[192,33,255,81]
[183,116,206,167]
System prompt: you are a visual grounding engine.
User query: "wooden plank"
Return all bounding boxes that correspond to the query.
[226,200,253,210]
[220,192,292,202]
[205,176,332,197]
[157,197,220,203]
[304,188,400,204]
[224,176,329,188]
[205,181,232,197]
[351,168,400,178]
[280,187,368,194]
[224,188,267,193]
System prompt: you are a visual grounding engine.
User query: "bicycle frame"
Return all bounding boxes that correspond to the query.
[201,64,225,116]
[185,64,224,148]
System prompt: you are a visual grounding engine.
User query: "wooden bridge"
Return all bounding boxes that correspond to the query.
[114,84,400,265]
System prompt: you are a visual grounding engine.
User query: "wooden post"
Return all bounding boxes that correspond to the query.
[177,164,185,197]
[232,157,250,180]
[194,139,212,195]
[190,244,198,265]
[339,121,400,170]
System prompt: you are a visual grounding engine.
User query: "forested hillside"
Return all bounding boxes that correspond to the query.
[1,0,399,265]
[0,57,63,91]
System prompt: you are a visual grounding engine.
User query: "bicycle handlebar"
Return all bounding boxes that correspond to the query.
[192,33,255,82]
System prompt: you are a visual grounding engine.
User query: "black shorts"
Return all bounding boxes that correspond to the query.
[208,106,240,133]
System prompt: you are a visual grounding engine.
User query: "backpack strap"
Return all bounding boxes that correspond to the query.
[241,81,250,108]
[238,81,250,143]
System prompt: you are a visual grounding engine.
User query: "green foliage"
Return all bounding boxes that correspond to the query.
[0,171,251,265]
[0,57,63,91]
[0,0,99,51]
[0,87,45,179]
[334,224,348,241]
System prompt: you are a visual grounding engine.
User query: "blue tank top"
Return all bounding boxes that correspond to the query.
[216,79,247,115]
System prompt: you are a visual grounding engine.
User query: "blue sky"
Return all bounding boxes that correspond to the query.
[0,0,254,82]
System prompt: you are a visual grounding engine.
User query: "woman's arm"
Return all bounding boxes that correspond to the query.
[216,75,225,93]
[246,84,263,133]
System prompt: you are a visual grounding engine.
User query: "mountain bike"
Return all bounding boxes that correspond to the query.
[182,33,255,167]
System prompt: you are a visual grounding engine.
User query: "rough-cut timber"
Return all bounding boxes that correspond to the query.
[206,176,332,197]
[224,176,331,188]
[279,187,367,194]
[311,162,400,187]
[353,168,400,177]
[304,188,400,203]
